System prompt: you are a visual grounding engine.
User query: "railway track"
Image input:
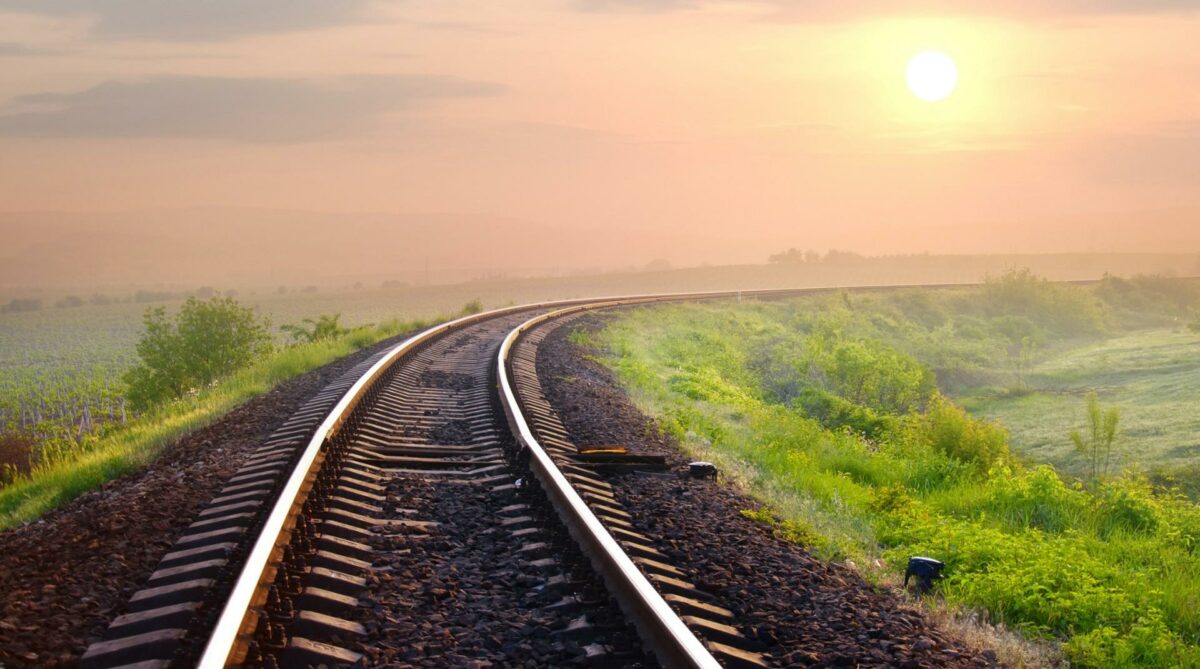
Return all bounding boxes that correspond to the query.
[74,290,858,669]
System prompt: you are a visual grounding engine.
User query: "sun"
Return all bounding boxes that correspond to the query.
[906,50,958,102]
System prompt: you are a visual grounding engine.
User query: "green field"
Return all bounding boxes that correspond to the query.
[581,275,1200,667]
[957,328,1200,477]
[0,278,623,470]
[0,287,484,481]
[2,266,876,519]
[0,311,455,527]
[4,269,1200,664]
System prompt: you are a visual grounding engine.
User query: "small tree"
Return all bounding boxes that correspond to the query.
[56,295,84,309]
[1189,313,1200,334]
[124,297,272,410]
[1071,392,1120,485]
[0,298,42,313]
[281,314,348,343]
[993,316,1039,392]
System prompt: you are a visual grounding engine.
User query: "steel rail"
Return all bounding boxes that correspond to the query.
[198,295,667,666]
[196,303,549,667]
[498,300,723,669]
[193,279,1024,667]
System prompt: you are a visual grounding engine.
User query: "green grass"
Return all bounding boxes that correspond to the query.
[584,285,1200,668]
[0,316,440,528]
[0,282,538,485]
[957,328,1200,476]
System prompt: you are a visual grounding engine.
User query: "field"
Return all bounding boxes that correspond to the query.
[3,249,1196,402]
[0,311,455,527]
[957,328,1200,477]
[4,267,1198,497]
[0,280,588,479]
[0,274,566,520]
[581,275,1200,667]
[3,265,1200,664]
[0,267,816,517]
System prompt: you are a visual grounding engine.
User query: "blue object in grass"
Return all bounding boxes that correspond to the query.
[905,556,945,593]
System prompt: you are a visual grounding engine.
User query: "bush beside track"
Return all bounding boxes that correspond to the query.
[0,314,449,528]
[584,276,1200,668]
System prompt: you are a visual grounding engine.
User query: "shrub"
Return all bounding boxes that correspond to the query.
[889,290,949,329]
[810,338,935,414]
[0,298,42,313]
[901,453,973,493]
[868,483,917,515]
[0,433,34,486]
[1149,463,1200,502]
[990,315,1041,346]
[793,386,898,441]
[985,466,1085,533]
[908,394,1010,469]
[1092,479,1160,537]
[281,314,349,343]
[123,297,273,410]
[1097,274,1200,317]
[982,269,1105,336]
[1066,618,1199,668]
[460,299,484,316]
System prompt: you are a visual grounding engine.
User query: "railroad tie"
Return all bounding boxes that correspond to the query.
[505,311,770,669]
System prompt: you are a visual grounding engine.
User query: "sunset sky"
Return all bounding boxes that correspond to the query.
[1,1,1198,271]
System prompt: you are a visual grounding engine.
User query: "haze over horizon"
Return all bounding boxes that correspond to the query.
[1,1,1197,284]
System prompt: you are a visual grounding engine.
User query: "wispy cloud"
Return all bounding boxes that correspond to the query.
[577,0,1200,19]
[0,75,503,143]
[0,0,378,40]
[10,0,1195,40]
[576,0,699,11]
[0,41,69,56]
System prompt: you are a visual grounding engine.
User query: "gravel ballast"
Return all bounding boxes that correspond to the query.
[534,314,1000,668]
[0,332,419,668]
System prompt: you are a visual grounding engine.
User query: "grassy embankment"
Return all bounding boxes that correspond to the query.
[0,315,444,529]
[581,274,1200,667]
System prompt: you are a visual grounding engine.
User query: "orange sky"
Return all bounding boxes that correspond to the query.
[0,1,1197,264]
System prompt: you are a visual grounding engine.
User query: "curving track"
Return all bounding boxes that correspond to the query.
[77,290,851,669]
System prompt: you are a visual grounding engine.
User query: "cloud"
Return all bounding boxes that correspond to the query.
[0,75,503,143]
[0,42,68,56]
[577,0,1199,18]
[0,0,376,40]
[5,0,1196,38]
[576,0,698,11]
